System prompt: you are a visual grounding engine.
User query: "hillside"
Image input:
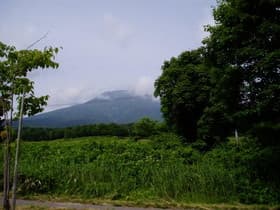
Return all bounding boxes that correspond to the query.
[23,90,162,127]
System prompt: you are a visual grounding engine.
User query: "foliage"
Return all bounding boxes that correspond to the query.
[19,121,167,141]
[20,124,131,141]
[132,117,158,139]
[154,49,211,142]
[200,0,280,142]
[204,137,280,204]
[154,0,280,145]
[0,136,278,204]
[0,41,59,117]
[0,40,59,210]
[0,40,59,142]
[151,132,184,150]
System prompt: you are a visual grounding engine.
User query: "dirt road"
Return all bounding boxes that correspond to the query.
[0,198,184,210]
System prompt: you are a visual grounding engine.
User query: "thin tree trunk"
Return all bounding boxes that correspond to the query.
[3,140,10,210]
[3,104,10,210]
[11,94,25,210]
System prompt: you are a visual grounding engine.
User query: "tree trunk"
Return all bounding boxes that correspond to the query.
[11,94,25,210]
[3,139,10,210]
[3,107,10,210]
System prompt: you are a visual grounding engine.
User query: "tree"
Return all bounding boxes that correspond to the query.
[201,0,280,141]
[154,0,279,145]
[154,49,211,142]
[132,117,158,139]
[0,40,59,210]
[197,65,242,144]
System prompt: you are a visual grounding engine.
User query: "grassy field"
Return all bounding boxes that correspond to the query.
[1,134,279,207]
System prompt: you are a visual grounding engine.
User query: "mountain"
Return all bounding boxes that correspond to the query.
[23,90,162,128]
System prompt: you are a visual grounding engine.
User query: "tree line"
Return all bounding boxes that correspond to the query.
[0,118,167,142]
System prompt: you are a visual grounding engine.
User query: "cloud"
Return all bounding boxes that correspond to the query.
[44,87,99,112]
[1,0,217,113]
[132,76,155,96]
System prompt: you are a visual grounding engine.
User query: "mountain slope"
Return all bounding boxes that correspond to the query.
[23,90,162,127]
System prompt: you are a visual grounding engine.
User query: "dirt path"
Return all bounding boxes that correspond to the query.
[0,198,185,210]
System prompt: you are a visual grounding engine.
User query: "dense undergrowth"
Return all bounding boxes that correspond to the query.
[0,134,279,204]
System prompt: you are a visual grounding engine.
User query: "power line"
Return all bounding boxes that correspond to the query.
[26,31,49,50]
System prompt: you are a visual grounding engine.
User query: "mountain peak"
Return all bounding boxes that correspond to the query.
[101,90,132,99]
[89,90,154,102]
[24,89,162,128]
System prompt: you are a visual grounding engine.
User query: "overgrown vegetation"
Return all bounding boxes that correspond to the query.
[1,0,279,208]
[152,0,280,204]
[0,135,279,205]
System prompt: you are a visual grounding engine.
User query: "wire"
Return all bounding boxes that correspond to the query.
[26,31,49,50]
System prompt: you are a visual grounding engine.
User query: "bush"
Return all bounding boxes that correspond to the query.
[151,132,183,149]
[132,117,158,138]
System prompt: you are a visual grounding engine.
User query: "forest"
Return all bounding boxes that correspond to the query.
[0,0,280,209]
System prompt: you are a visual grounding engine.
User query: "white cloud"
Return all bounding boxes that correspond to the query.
[43,87,99,112]
[132,76,155,96]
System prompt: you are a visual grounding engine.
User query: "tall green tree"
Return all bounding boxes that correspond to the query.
[201,0,280,141]
[154,49,211,142]
[155,0,279,144]
[0,41,59,210]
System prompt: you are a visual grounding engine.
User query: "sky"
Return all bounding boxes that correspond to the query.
[0,0,216,112]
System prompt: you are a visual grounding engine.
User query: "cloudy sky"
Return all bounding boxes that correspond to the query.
[0,0,216,111]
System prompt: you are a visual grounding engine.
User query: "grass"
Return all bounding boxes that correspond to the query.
[1,134,279,207]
